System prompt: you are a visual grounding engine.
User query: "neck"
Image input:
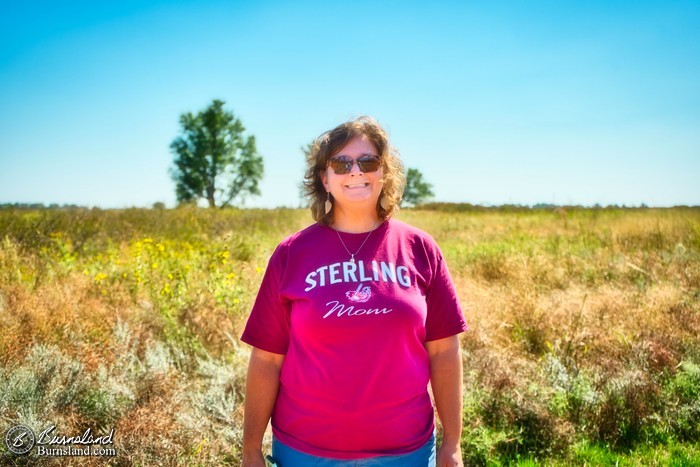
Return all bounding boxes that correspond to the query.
[331,207,380,233]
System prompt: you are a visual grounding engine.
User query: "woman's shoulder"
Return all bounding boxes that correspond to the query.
[387,218,438,245]
[274,222,325,252]
[386,218,445,261]
[266,223,323,269]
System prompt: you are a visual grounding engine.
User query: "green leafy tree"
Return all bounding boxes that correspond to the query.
[403,168,434,207]
[170,99,263,208]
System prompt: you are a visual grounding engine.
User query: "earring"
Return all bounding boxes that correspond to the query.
[380,196,389,211]
[325,192,332,214]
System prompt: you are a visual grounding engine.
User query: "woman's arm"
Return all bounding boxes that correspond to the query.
[426,335,464,467]
[242,347,285,467]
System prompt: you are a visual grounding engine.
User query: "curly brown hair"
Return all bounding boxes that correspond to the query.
[303,116,405,226]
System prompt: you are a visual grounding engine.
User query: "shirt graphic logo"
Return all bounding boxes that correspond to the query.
[345,283,371,303]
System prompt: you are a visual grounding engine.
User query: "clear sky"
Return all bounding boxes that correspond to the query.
[1,0,698,208]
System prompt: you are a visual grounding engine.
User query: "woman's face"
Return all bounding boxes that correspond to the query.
[322,135,384,215]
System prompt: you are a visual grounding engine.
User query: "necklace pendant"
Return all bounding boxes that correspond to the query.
[335,222,378,267]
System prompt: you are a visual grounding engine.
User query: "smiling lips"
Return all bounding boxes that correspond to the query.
[345,182,369,189]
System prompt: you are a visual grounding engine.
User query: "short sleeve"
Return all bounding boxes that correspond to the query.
[424,251,468,342]
[240,244,291,354]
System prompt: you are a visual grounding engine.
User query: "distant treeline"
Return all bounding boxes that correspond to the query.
[0,203,87,210]
[1,202,698,211]
[0,202,167,210]
[416,202,700,212]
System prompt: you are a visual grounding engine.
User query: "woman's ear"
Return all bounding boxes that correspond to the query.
[320,169,328,189]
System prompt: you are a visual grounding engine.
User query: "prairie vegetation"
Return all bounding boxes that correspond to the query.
[0,206,698,465]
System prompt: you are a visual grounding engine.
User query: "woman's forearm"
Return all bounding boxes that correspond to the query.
[242,348,285,462]
[427,335,463,445]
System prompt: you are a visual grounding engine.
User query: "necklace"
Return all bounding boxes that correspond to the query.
[335,222,379,263]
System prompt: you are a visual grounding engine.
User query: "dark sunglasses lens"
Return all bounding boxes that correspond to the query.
[330,158,351,174]
[357,157,380,172]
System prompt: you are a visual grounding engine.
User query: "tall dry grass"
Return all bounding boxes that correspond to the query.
[0,206,698,465]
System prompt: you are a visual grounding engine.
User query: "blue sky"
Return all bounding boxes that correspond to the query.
[1,0,698,208]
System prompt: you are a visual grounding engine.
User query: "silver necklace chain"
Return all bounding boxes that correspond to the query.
[335,222,379,263]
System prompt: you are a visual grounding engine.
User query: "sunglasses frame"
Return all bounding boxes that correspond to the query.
[328,155,381,175]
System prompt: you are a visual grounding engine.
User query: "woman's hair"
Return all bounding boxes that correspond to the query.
[303,116,405,226]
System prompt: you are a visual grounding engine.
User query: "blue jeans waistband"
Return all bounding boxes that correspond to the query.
[270,433,436,467]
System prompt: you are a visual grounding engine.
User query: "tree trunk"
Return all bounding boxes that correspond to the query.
[206,185,216,208]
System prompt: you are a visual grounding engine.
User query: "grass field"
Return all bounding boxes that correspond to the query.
[1,206,698,465]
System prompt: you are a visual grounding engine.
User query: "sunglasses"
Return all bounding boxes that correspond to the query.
[328,155,381,174]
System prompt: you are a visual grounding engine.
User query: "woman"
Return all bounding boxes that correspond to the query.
[241,116,467,467]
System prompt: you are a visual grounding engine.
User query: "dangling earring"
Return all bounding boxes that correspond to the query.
[380,196,389,211]
[325,192,332,214]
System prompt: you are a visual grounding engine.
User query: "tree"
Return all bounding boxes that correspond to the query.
[170,99,263,208]
[298,142,315,207]
[402,168,434,207]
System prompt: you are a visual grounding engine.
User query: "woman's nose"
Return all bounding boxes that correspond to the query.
[349,160,363,174]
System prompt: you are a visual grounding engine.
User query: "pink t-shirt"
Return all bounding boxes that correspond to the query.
[241,218,467,459]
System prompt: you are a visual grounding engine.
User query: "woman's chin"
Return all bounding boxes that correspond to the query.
[337,194,379,208]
